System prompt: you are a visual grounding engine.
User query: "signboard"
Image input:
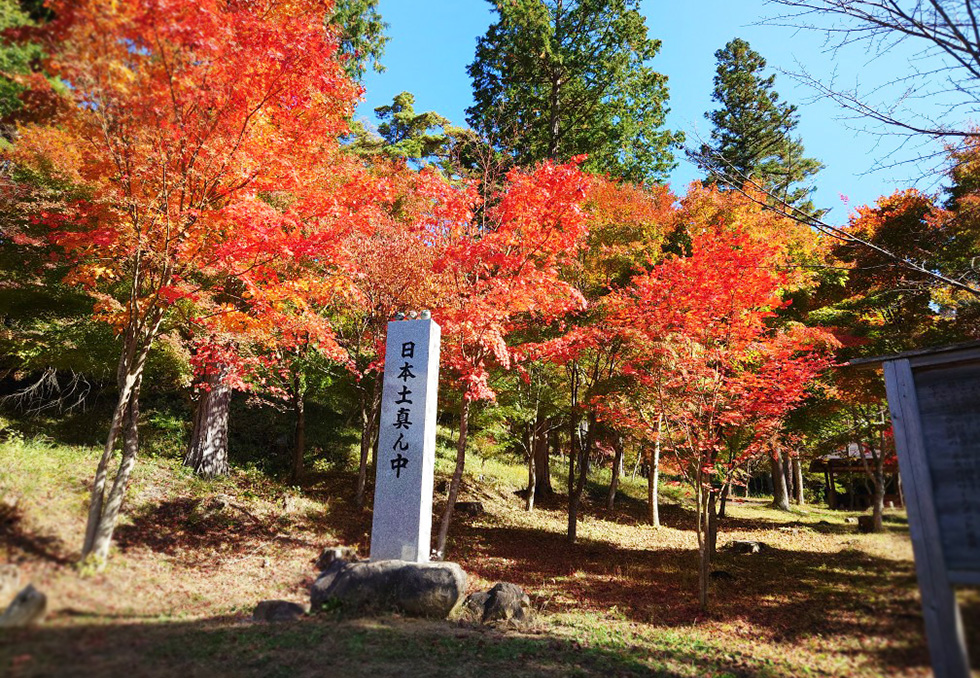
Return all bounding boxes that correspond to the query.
[369,318,441,563]
[882,344,980,678]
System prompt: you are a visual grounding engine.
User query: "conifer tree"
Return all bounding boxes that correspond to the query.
[696,38,823,215]
[467,0,682,184]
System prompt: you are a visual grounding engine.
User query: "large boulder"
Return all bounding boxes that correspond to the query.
[311,560,466,619]
[0,584,46,628]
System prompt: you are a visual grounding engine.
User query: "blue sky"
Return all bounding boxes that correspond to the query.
[357,0,952,226]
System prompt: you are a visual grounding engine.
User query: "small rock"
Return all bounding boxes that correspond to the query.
[252,600,307,622]
[207,494,234,511]
[844,517,859,524]
[314,546,358,571]
[0,584,47,628]
[460,591,490,621]
[454,501,484,516]
[730,540,765,554]
[481,582,531,624]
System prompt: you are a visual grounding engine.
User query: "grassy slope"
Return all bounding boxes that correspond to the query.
[0,435,977,678]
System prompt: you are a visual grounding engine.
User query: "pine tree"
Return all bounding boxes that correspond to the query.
[696,38,823,215]
[349,91,456,166]
[467,0,682,184]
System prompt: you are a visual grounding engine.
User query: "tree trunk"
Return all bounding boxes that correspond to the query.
[290,375,305,484]
[783,452,795,504]
[83,373,143,564]
[606,433,624,510]
[525,421,536,512]
[770,449,791,511]
[184,366,231,477]
[708,487,720,557]
[546,0,564,156]
[697,482,717,613]
[82,316,160,565]
[872,455,885,532]
[356,372,383,509]
[717,481,731,519]
[792,457,805,505]
[534,417,553,498]
[435,398,470,559]
[649,414,662,527]
[567,411,594,543]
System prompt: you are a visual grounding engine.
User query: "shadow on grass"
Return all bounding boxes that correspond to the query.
[114,497,321,566]
[1,613,804,678]
[0,504,72,566]
[448,519,980,675]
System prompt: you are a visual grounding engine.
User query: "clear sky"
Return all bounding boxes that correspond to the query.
[357,0,952,226]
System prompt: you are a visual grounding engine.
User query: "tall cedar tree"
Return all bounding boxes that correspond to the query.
[331,0,388,80]
[697,38,823,215]
[467,0,681,184]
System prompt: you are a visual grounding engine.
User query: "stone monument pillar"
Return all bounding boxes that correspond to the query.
[369,317,441,562]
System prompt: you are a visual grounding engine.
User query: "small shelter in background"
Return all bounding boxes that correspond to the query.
[809,443,902,510]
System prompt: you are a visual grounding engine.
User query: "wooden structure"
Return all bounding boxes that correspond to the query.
[850,341,979,678]
[809,444,902,510]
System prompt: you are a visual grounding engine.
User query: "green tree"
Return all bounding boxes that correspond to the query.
[695,38,823,215]
[0,0,45,129]
[350,91,457,166]
[330,0,389,81]
[467,0,681,183]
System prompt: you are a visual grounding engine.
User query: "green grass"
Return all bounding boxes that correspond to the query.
[1,435,977,678]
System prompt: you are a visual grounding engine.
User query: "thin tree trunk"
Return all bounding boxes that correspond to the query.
[606,433,623,510]
[717,481,731,519]
[567,411,594,543]
[356,371,383,509]
[649,414,662,527]
[770,449,791,511]
[84,373,143,563]
[184,365,231,477]
[83,362,139,556]
[793,457,805,505]
[567,416,576,500]
[546,0,564,156]
[82,324,157,561]
[783,452,795,504]
[697,481,715,613]
[631,446,642,480]
[534,417,553,498]
[290,375,305,484]
[436,398,470,559]
[525,420,536,511]
[708,487,720,557]
[873,457,885,531]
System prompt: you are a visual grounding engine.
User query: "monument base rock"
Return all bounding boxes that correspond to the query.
[311,559,466,619]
